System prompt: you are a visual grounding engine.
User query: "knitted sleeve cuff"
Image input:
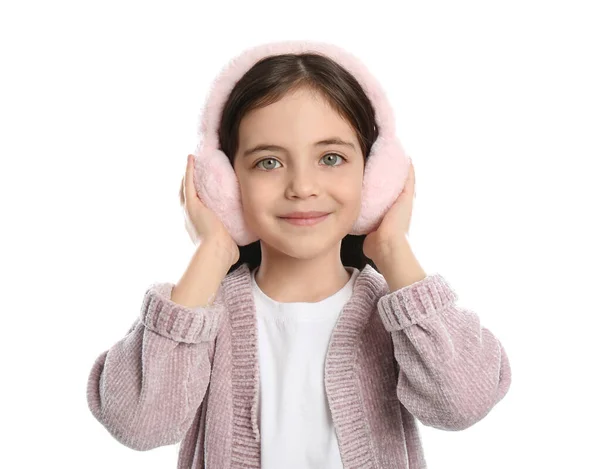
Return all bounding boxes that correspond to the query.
[139,282,224,344]
[377,273,458,332]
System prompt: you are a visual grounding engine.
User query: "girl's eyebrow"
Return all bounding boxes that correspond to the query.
[242,137,356,158]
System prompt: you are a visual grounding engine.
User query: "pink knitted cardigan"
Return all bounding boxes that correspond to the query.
[87,262,511,468]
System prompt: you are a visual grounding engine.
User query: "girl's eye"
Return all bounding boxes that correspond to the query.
[254,153,346,171]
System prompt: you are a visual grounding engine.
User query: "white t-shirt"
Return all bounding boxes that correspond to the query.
[251,266,360,469]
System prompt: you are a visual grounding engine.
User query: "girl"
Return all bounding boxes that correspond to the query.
[87,41,511,469]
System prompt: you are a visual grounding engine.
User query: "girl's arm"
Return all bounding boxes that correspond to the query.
[86,239,232,450]
[375,241,511,431]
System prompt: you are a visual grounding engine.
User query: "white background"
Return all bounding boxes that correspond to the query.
[1,0,598,467]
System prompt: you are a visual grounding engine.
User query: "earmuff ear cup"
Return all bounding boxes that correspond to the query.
[350,136,410,235]
[192,149,259,247]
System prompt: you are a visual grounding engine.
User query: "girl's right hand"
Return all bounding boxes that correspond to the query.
[181,154,240,265]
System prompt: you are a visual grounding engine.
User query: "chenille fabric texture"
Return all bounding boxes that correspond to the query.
[87,262,511,468]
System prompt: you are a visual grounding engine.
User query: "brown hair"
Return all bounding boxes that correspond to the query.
[182,52,381,275]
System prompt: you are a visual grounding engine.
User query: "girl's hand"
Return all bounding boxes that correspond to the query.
[181,154,240,264]
[363,159,416,260]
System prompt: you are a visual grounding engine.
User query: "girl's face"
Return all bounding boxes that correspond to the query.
[233,86,364,261]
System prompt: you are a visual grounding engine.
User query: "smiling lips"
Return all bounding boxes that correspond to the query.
[279,213,330,226]
[280,211,330,219]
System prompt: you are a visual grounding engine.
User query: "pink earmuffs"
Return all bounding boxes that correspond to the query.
[191,40,412,247]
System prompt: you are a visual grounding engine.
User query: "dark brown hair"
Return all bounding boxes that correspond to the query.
[182,52,381,275]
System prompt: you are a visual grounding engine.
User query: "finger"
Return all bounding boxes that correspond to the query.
[403,160,415,193]
[186,154,205,208]
[181,155,189,204]
[179,176,185,206]
[409,162,415,189]
[184,154,195,204]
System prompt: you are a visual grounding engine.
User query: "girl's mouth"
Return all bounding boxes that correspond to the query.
[279,214,330,226]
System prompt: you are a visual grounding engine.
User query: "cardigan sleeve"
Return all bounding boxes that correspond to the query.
[377,273,511,431]
[86,282,224,451]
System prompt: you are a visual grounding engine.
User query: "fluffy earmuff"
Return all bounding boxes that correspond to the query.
[191,40,412,247]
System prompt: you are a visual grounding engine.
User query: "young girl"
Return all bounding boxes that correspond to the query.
[87,41,511,469]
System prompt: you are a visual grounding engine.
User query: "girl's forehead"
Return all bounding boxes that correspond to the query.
[239,98,355,142]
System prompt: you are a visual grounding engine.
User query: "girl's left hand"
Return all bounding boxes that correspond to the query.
[363,158,416,261]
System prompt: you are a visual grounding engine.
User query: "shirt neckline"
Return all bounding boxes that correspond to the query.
[251,266,360,320]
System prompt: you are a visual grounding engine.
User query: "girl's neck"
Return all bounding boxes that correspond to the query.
[253,260,352,303]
